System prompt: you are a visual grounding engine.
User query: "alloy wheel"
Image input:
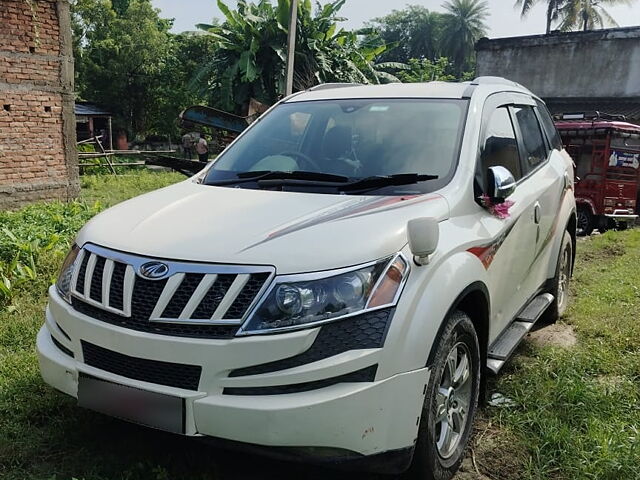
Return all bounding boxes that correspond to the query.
[557,244,571,312]
[434,342,473,459]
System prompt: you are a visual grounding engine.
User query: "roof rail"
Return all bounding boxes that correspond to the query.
[307,83,362,92]
[470,76,526,89]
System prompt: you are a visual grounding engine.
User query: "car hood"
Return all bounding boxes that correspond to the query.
[77,180,450,274]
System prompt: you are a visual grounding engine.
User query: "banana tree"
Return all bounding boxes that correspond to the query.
[197,0,399,114]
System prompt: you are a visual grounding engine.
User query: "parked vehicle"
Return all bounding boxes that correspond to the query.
[38,78,576,479]
[555,113,640,235]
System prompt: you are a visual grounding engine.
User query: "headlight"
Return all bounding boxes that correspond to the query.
[56,244,80,303]
[239,254,409,335]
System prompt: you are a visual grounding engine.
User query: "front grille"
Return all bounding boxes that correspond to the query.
[72,298,239,338]
[69,245,273,339]
[229,308,394,377]
[223,365,378,396]
[82,341,202,391]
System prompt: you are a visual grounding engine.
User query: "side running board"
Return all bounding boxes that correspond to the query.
[486,293,554,374]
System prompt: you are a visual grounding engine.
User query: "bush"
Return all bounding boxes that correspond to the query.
[0,201,102,308]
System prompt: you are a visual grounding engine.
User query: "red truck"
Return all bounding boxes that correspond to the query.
[555,114,640,235]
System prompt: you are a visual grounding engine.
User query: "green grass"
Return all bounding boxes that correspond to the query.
[0,171,639,479]
[491,231,640,480]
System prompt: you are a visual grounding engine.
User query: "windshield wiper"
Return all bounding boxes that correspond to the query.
[207,171,438,193]
[206,170,349,187]
[339,173,439,193]
[257,172,438,191]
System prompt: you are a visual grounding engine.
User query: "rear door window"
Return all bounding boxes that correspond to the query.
[513,106,548,174]
[534,100,563,150]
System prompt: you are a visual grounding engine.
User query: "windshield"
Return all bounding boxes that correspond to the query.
[203,98,468,195]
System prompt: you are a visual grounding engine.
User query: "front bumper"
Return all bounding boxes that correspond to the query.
[38,287,428,461]
[604,210,638,221]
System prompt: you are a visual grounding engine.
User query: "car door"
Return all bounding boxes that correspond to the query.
[474,95,539,339]
[511,101,567,292]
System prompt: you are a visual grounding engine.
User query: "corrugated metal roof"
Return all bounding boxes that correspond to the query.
[74,102,111,116]
[545,98,640,122]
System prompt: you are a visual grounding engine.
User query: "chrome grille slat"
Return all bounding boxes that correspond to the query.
[84,254,97,298]
[122,265,135,317]
[211,274,250,321]
[101,259,114,307]
[179,274,218,320]
[68,244,274,335]
[150,273,185,320]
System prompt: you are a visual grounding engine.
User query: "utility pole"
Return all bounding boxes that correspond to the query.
[285,0,298,96]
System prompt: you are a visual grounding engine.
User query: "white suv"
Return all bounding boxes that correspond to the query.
[38,78,576,479]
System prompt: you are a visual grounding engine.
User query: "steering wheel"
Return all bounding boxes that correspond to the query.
[280,151,322,172]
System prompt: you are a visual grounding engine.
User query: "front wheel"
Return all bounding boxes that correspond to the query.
[577,207,594,236]
[404,311,480,480]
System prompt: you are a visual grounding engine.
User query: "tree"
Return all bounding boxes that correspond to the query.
[73,0,173,137]
[557,0,632,31]
[366,5,445,63]
[396,57,455,82]
[515,0,564,34]
[151,33,219,136]
[196,0,397,113]
[440,0,489,76]
[515,0,633,33]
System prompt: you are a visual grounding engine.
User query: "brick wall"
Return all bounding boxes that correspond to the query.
[0,0,78,210]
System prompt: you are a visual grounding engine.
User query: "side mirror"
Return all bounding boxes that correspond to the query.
[488,166,516,201]
[407,217,439,266]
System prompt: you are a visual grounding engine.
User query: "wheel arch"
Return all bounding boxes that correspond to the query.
[576,198,596,216]
[425,281,490,368]
[424,281,490,405]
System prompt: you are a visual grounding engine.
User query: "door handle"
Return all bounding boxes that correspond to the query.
[534,202,541,224]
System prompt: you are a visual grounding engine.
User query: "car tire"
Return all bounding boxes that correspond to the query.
[543,230,573,323]
[404,311,480,480]
[577,207,593,236]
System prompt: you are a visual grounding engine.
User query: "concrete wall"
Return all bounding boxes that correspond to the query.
[476,27,640,99]
[0,0,79,210]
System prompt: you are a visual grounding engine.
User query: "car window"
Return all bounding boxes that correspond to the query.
[513,106,548,173]
[535,100,563,150]
[480,107,522,186]
[207,99,468,195]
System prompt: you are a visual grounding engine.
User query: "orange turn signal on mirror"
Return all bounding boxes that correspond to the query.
[367,257,408,308]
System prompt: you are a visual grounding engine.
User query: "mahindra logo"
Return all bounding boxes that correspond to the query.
[139,261,169,280]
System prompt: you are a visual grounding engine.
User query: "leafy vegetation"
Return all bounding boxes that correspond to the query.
[515,0,633,33]
[72,0,489,138]
[0,172,181,312]
[366,1,488,79]
[440,0,489,76]
[194,0,398,113]
[73,0,174,136]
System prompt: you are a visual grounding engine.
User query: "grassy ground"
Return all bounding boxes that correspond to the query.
[486,231,640,480]
[0,171,638,479]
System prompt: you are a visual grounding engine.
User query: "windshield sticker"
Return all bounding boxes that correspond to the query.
[609,150,640,169]
[369,106,390,112]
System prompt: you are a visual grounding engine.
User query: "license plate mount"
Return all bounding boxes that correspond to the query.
[78,373,185,434]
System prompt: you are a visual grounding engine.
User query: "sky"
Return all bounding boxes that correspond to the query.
[151,0,640,39]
